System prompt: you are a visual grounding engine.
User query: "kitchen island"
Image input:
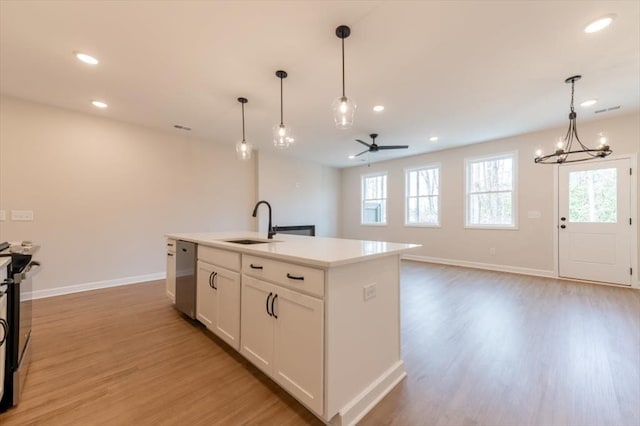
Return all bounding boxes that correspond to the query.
[165,231,419,426]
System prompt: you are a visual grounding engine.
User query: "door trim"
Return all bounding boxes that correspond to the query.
[554,153,638,288]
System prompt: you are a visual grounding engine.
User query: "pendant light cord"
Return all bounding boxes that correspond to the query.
[280,76,284,126]
[241,101,246,142]
[341,37,346,97]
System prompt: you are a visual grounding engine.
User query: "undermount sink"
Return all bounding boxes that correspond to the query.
[223,239,279,245]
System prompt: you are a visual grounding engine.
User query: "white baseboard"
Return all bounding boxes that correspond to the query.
[27,272,166,300]
[333,361,407,426]
[402,254,555,278]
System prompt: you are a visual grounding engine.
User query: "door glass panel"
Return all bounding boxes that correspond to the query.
[568,168,617,223]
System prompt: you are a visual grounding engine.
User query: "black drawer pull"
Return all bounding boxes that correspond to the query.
[167,253,174,257]
[250,264,263,270]
[286,273,304,281]
[167,243,174,246]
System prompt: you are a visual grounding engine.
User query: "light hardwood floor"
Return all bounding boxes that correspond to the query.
[1,261,638,425]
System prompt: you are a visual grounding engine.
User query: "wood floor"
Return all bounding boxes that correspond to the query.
[1,262,638,426]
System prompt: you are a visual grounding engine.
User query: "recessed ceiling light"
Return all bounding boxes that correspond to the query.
[91,100,108,108]
[429,136,439,142]
[75,52,99,65]
[348,155,355,159]
[584,15,615,33]
[373,105,385,112]
[580,99,598,107]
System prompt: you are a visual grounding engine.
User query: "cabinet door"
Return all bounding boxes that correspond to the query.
[212,267,240,350]
[166,251,176,303]
[272,286,324,415]
[196,261,216,328]
[240,276,275,375]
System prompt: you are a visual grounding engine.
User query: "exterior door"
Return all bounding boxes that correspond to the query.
[559,158,632,285]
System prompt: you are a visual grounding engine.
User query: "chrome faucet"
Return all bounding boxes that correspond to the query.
[252,200,276,239]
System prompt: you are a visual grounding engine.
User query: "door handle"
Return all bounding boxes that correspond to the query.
[560,217,566,221]
[266,292,273,317]
[271,294,278,319]
[560,224,566,229]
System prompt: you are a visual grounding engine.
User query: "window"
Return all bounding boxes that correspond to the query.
[465,152,517,228]
[361,173,387,225]
[405,165,440,226]
[568,168,617,223]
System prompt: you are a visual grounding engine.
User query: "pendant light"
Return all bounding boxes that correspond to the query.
[332,25,356,129]
[535,75,612,164]
[273,70,294,148]
[235,97,253,161]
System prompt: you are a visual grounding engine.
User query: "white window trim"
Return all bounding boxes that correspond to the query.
[404,164,441,228]
[464,151,518,230]
[361,171,388,226]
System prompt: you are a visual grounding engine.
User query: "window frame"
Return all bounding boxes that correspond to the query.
[404,164,441,228]
[361,171,388,226]
[464,151,518,230]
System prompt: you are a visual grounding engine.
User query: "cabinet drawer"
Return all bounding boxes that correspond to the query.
[167,239,176,254]
[242,255,324,298]
[198,245,241,271]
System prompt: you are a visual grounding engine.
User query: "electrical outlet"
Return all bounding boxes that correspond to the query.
[363,283,377,301]
[489,247,496,255]
[11,210,34,221]
[0,210,5,221]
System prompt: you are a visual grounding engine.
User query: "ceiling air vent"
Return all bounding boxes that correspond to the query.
[594,105,621,114]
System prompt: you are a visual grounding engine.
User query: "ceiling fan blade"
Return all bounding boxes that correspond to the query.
[355,139,371,148]
[355,149,370,157]
[377,145,409,150]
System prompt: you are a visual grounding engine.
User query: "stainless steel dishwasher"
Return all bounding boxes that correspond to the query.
[175,240,196,319]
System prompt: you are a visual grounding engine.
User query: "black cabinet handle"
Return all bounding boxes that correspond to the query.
[167,243,174,246]
[271,294,278,319]
[167,253,174,257]
[286,273,304,281]
[266,292,273,317]
[250,264,263,270]
[209,272,218,289]
[0,319,7,347]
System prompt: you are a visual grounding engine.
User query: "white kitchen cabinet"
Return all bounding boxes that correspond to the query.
[196,260,241,351]
[166,239,176,303]
[241,275,324,415]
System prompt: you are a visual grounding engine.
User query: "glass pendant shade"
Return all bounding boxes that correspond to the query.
[272,123,294,149]
[235,140,252,160]
[332,95,356,129]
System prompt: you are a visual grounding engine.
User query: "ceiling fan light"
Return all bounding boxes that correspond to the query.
[332,96,356,129]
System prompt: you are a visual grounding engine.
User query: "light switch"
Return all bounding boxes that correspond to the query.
[11,210,34,221]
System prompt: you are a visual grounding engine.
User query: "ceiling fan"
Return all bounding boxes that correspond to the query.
[354,134,408,157]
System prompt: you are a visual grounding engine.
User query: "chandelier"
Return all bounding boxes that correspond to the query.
[534,75,612,164]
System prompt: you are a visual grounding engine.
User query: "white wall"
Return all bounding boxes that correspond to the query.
[0,96,256,294]
[257,150,340,237]
[340,112,639,277]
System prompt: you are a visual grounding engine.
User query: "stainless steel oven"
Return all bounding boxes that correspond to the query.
[0,242,40,412]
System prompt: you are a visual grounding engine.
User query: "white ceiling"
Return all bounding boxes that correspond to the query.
[1,1,638,168]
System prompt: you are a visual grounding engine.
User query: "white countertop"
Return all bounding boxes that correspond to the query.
[165,232,420,268]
